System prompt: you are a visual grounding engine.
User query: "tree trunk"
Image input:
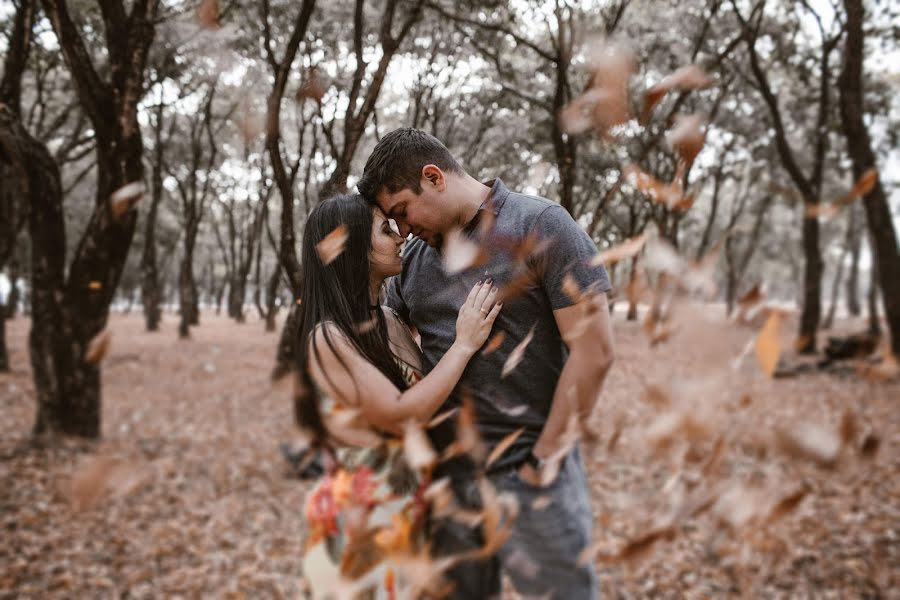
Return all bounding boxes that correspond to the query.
[839,0,900,355]
[867,262,880,336]
[822,247,847,330]
[845,205,862,316]
[141,99,164,331]
[178,251,194,339]
[264,264,281,333]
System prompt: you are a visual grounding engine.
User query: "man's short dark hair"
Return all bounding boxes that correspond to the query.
[357,128,463,201]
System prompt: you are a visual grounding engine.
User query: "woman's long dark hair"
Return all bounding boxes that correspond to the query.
[293,193,408,449]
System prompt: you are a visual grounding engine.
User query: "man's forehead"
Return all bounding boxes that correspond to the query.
[377,189,409,214]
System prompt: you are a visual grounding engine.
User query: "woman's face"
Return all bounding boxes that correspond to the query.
[369,207,404,279]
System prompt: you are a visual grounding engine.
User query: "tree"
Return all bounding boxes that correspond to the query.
[837,0,900,355]
[19,0,161,438]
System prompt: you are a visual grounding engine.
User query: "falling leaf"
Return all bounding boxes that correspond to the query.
[775,422,842,468]
[198,0,220,29]
[592,233,648,267]
[316,225,348,265]
[486,428,524,468]
[502,325,535,378]
[754,310,783,378]
[88,280,102,291]
[483,331,506,355]
[427,407,459,429]
[355,317,377,334]
[67,455,148,511]
[442,397,486,462]
[641,65,712,123]
[531,495,551,511]
[560,41,635,137]
[807,168,878,219]
[442,228,482,274]
[624,164,688,211]
[402,420,437,471]
[667,114,706,167]
[498,269,538,303]
[109,182,145,220]
[562,273,583,303]
[84,330,112,365]
[295,66,327,104]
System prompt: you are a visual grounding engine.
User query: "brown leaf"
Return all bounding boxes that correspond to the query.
[531,495,552,511]
[427,407,458,429]
[110,182,144,220]
[315,224,348,265]
[624,164,687,210]
[403,420,437,471]
[485,427,524,469]
[667,114,706,167]
[498,269,538,303]
[775,423,842,468]
[560,41,635,137]
[84,330,112,365]
[442,397,486,462]
[67,455,148,511]
[641,65,712,123]
[806,168,879,219]
[295,66,327,104]
[88,280,102,290]
[198,0,219,29]
[839,410,858,447]
[754,310,783,378]
[501,325,535,378]
[562,273,583,303]
[591,233,648,267]
[859,432,880,459]
[482,331,506,355]
[442,228,482,274]
[767,485,809,524]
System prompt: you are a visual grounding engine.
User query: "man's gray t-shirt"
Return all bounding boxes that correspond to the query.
[386,178,612,473]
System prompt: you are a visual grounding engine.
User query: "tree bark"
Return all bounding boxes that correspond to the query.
[142,97,165,331]
[838,0,900,355]
[845,206,862,317]
[26,0,159,438]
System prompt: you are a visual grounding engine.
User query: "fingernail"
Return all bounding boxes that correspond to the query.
[485,278,493,285]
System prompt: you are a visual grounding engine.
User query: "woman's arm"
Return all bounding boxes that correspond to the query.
[309,282,501,436]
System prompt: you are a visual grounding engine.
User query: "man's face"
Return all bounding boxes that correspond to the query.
[376,185,447,248]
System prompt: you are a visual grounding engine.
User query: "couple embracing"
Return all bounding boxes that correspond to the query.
[295,128,615,599]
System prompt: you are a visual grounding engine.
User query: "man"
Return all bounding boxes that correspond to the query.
[358,128,615,599]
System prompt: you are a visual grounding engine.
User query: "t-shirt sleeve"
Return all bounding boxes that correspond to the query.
[385,274,410,323]
[531,204,613,310]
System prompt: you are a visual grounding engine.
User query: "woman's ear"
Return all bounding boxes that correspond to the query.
[421,164,445,191]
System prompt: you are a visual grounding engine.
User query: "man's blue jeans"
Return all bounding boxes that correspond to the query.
[430,447,598,599]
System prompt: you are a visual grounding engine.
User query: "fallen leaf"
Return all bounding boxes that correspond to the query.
[295,66,327,103]
[316,225,348,265]
[775,422,842,468]
[442,228,482,274]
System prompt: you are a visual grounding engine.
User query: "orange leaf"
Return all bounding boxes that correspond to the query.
[754,310,783,377]
[295,66,327,104]
[485,427,524,468]
[501,325,535,378]
[315,224,348,265]
[403,420,437,470]
[482,331,506,355]
[84,330,111,365]
[109,182,144,220]
[641,65,712,123]
[198,0,219,29]
[592,233,648,267]
[667,114,706,167]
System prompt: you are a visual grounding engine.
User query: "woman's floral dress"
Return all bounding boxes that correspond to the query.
[301,309,426,600]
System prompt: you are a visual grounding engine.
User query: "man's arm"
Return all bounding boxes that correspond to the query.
[520,292,615,483]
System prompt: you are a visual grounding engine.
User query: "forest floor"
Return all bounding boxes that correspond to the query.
[0,310,897,599]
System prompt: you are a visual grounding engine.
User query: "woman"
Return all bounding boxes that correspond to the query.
[294,193,501,599]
